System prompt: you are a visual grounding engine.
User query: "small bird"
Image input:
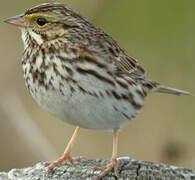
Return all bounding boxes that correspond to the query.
[4,2,190,179]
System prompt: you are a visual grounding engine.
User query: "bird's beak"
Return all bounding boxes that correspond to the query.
[4,14,27,28]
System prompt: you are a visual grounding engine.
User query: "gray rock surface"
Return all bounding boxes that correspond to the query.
[0,157,195,180]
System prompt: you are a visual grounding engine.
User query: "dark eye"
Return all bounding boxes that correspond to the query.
[36,18,47,26]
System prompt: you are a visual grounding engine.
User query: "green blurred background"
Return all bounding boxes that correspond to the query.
[0,0,194,171]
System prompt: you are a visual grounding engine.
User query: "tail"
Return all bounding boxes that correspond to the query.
[140,79,191,96]
[156,85,191,96]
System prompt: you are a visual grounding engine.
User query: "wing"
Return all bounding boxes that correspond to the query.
[105,36,146,78]
[79,32,146,79]
[114,54,146,78]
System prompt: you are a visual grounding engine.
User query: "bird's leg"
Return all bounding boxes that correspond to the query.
[95,128,120,180]
[45,126,81,168]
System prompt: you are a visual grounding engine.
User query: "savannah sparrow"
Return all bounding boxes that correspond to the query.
[4,2,190,179]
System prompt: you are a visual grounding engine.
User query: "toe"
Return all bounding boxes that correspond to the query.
[44,156,72,169]
[44,155,84,169]
[94,158,119,180]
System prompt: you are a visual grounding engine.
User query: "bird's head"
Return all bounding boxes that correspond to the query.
[4,3,85,46]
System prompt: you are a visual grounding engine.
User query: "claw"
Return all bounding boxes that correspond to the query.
[94,158,119,180]
[44,156,85,169]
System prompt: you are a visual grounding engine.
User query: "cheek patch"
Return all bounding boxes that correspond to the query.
[28,29,44,45]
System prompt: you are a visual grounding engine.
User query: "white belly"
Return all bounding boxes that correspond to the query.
[30,84,142,130]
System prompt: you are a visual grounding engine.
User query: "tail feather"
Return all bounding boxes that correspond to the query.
[156,85,191,96]
[139,79,191,96]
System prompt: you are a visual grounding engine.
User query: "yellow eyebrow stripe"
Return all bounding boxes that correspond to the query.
[24,14,54,21]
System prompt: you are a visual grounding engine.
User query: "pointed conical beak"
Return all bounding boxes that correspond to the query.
[4,14,27,28]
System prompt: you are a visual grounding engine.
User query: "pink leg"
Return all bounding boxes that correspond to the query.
[95,128,120,180]
[45,126,81,168]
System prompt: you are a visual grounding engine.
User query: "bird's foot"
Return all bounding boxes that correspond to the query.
[94,158,119,180]
[44,155,84,169]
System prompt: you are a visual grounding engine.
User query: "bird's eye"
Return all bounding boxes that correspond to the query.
[36,18,47,26]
